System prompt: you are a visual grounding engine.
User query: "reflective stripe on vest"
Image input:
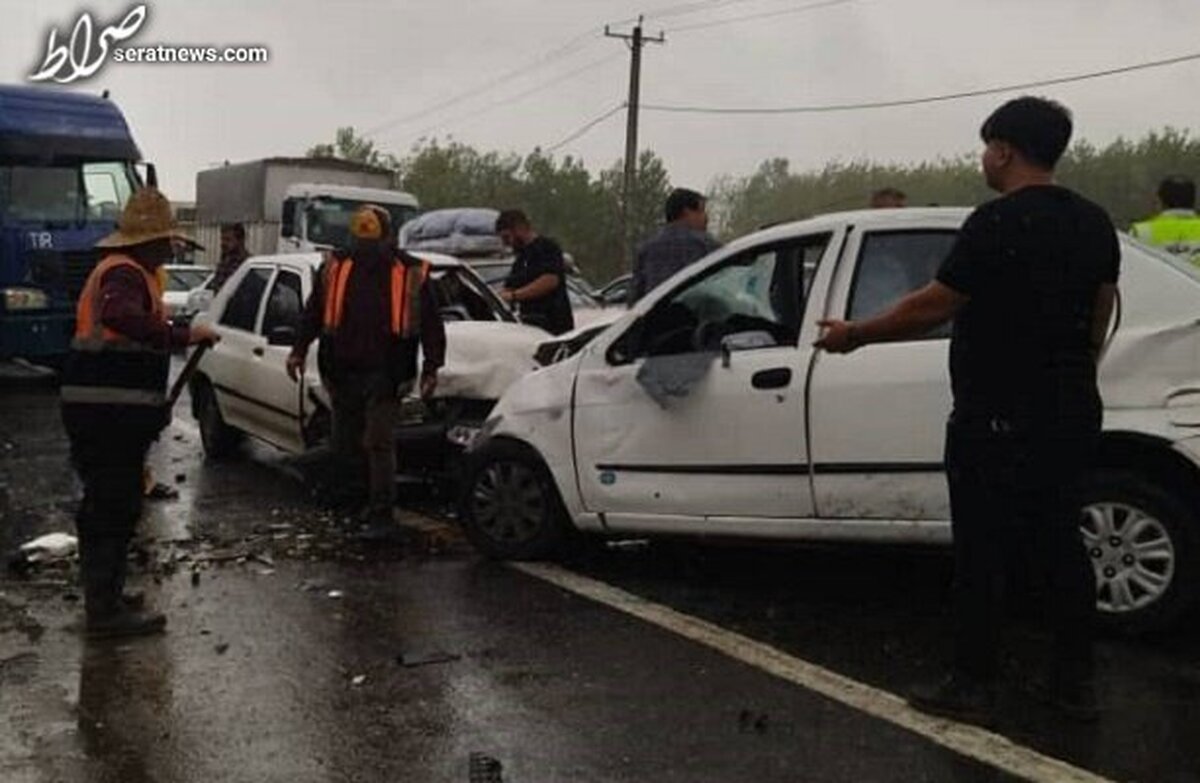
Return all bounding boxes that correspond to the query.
[60,385,165,406]
[321,254,430,339]
[72,255,165,352]
[62,254,169,407]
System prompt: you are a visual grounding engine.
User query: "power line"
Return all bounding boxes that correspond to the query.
[546,103,627,152]
[669,0,856,33]
[641,51,1200,114]
[363,27,605,138]
[404,53,622,143]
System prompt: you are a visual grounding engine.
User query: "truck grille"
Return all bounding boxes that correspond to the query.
[62,250,100,300]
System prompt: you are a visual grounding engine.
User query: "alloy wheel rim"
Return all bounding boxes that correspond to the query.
[1080,502,1175,614]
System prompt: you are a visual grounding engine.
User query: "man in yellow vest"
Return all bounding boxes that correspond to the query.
[61,188,217,639]
[1130,176,1200,265]
[287,205,446,540]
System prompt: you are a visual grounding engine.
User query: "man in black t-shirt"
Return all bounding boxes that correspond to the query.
[816,97,1119,724]
[496,209,574,336]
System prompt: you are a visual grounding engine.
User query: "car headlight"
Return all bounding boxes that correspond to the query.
[447,415,501,452]
[2,287,49,311]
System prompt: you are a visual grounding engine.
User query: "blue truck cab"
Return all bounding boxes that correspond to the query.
[0,85,143,363]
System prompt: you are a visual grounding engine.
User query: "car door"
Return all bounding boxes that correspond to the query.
[250,266,307,452]
[807,226,959,521]
[209,265,273,437]
[572,232,836,522]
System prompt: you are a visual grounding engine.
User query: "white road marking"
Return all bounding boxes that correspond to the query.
[512,561,1115,783]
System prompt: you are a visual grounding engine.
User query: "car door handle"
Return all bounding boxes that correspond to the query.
[752,368,792,389]
[252,347,264,357]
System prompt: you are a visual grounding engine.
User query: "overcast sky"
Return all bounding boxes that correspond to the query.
[4,0,1200,202]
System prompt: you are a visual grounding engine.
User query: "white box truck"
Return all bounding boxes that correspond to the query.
[194,157,419,261]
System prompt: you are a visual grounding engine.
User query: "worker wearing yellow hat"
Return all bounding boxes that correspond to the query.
[288,205,446,539]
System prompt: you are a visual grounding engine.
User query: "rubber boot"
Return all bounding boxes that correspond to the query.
[84,538,165,640]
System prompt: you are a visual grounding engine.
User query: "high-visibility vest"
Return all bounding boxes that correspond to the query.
[60,254,170,407]
[321,252,430,340]
[1131,210,1200,266]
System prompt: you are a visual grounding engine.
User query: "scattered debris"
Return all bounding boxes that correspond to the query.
[468,752,504,783]
[174,473,187,484]
[398,650,461,669]
[327,590,344,600]
[351,674,367,687]
[214,642,230,655]
[738,709,770,735]
[191,570,201,587]
[17,532,77,562]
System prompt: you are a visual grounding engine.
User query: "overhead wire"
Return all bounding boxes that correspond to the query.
[363,26,606,138]
[668,0,857,33]
[546,103,628,152]
[641,51,1200,114]
[404,53,623,143]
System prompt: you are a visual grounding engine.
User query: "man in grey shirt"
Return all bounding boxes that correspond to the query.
[631,188,720,303]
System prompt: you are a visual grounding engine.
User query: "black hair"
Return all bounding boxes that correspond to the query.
[665,188,705,222]
[220,223,246,241]
[1158,176,1196,209]
[495,209,530,232]
[979,96,1073,170]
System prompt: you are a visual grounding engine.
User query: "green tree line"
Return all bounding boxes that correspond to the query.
[309,127,1200,284]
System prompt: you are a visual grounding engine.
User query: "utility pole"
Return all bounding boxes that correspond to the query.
[606,16,664,266]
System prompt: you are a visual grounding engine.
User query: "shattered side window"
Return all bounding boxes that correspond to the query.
[639,233,831,357]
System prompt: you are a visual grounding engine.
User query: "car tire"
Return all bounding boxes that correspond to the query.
[458,439,575,560]
[193,379,242,460]
[1080,468,1198,634]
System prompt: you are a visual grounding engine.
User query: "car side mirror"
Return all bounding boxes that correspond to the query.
[267,325,296,346]
[607,317,645,365]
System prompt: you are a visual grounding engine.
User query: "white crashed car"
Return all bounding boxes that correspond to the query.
[460,207,1200,633]
[187,252,546,476]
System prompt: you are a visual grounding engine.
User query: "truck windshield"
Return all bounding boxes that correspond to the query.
[305,198,420,248]
[0,161,137,226]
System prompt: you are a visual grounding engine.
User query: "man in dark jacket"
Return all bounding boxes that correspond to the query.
[288,205,446,537]
[62,187,217,638]
[631,188,720,303]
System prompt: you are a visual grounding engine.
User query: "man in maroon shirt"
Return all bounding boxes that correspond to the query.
[288,205,445,539]
[61,187,217,638]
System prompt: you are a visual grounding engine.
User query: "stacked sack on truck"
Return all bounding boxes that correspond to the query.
[399,208,506,257]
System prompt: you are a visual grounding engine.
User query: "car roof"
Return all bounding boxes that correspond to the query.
[724,207,974,254]
[244,250,466,271]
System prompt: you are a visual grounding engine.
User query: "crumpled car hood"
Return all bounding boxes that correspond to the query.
[435,321,547,401]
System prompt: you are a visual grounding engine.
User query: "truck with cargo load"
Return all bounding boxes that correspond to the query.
[0,85,146,364]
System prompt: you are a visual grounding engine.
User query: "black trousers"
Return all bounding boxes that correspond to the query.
[944,417,1097,683]
[63,404,158,614]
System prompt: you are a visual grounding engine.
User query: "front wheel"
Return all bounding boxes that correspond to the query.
[1080,469,1198,634]
[458,440,574,560]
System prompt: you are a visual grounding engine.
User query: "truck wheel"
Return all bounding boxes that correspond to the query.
[194,380,242,460]
[1080,469,1198,634]
[459,439,574,560]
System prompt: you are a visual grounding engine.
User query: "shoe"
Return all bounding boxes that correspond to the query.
[85,607,167,640]
[909,673,996,725]
[1026,676,1099,723]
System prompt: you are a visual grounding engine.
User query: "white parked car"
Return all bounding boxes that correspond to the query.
[459,207,1200,633]
[187,252,547,475]
[162,264,212,322]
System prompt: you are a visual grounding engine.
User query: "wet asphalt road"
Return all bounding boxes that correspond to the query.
[2,370,1200,782]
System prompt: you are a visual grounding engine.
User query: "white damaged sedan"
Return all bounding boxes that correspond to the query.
[459,207,1200,633]
[187,252,547,476]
